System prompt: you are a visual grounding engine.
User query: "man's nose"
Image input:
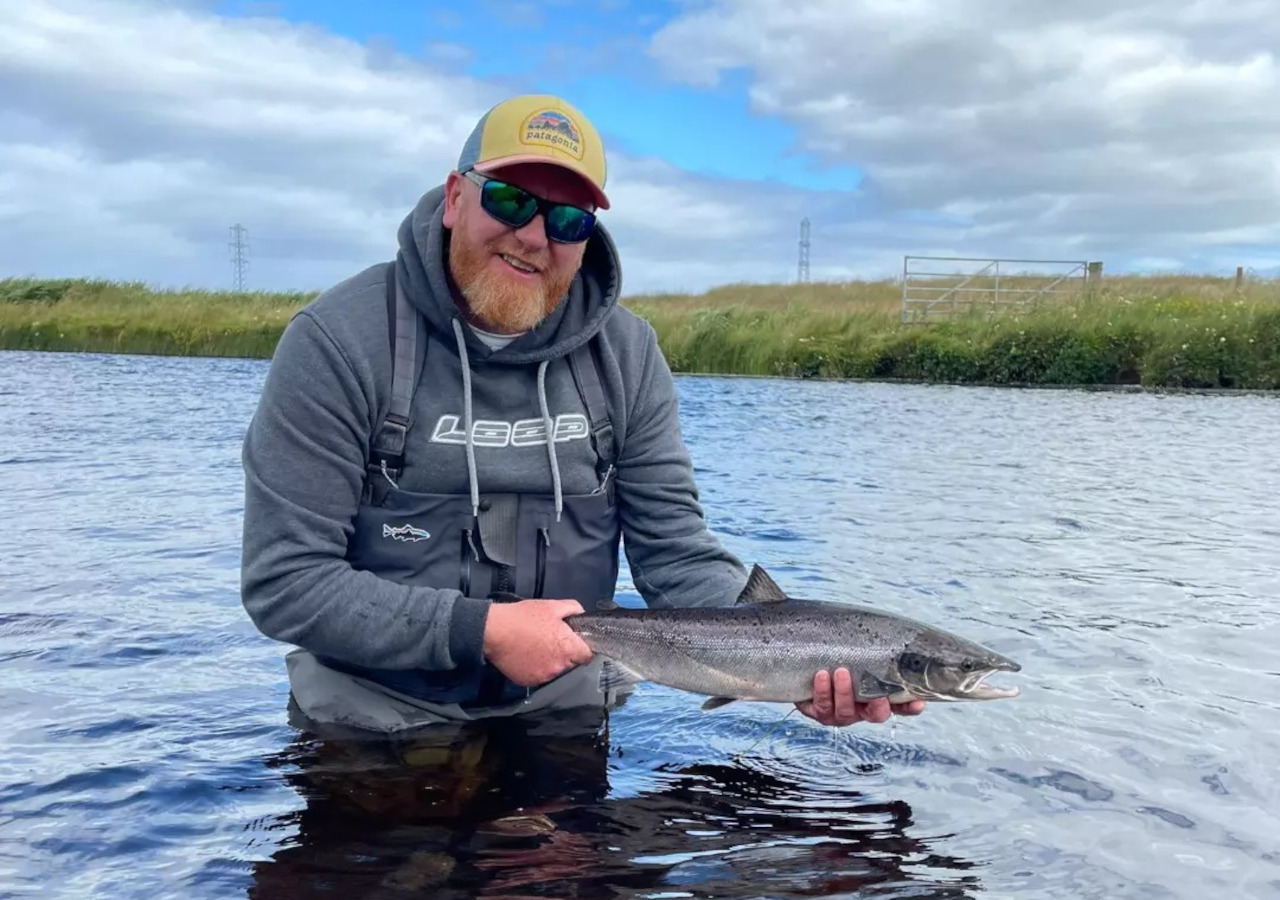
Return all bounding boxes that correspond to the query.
[512,213,549,251]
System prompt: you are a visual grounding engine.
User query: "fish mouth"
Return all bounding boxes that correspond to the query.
[956,666,1021,701]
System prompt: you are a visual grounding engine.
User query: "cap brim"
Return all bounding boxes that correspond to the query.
[472,155,610,211]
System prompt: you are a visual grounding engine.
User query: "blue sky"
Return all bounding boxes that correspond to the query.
[215,0,865,192]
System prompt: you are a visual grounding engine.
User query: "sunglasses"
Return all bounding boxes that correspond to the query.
[462,170,596,244]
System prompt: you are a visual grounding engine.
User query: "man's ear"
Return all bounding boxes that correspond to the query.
[442,171,464,228]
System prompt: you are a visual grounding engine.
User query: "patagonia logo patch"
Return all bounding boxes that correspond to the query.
[521,109,583,159]
[383,523,430,542]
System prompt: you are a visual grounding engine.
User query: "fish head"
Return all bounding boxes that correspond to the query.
[893,631,1021,701]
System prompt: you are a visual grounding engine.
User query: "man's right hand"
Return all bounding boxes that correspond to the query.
[481,598,595,687]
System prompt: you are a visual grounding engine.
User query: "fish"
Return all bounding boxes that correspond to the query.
[557,564,1021,711]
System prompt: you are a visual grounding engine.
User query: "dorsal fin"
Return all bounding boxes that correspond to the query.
[735,564,788,605]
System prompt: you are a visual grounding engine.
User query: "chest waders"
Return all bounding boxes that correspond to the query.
[317,263,622,708]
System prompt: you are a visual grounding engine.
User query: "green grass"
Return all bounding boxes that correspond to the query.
[631,276,1280,389]
[3,274,1279,388]
[0,277,305,358]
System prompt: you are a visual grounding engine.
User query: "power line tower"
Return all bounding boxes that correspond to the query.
[229,224,249,291]
[797,217,810,283]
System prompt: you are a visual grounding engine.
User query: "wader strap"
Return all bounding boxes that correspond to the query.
[568,340,616,474]
[368,263,422,484]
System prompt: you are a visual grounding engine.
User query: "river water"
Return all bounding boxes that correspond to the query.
[1,348,1278,899]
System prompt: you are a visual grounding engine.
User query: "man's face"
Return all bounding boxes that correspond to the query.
[443,162,596,334]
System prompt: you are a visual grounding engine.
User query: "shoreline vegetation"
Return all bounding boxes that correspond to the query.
[2,274,1278,389]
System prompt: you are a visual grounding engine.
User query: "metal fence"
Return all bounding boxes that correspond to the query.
[900,256,1102,323]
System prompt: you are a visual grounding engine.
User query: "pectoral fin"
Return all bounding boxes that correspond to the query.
[855,671,902,700]
[701,696,738,711]
[598,658,646,693]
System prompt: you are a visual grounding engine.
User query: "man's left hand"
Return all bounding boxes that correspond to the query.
[795,668,926,726]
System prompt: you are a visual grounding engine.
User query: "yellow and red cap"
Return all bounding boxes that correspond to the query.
[456,94,610,210]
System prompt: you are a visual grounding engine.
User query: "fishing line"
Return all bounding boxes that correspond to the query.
[734,706,798,762]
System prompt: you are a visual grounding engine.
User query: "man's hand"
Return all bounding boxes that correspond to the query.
[482,599,595,687]
[796,668,926,726]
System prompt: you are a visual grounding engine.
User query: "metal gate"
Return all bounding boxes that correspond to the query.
[900,256,1099,323]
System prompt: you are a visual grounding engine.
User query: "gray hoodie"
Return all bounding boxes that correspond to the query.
[240,185,747,682]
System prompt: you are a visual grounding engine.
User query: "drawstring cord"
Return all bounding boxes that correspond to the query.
[537,360,564,522]
[451,318,481,521]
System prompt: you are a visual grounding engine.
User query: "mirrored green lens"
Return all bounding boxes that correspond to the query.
[546,205,594,243]
[482,182,537,227]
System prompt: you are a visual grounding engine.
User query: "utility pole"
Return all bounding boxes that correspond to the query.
[229,224,249,291]
[797,218,810,283]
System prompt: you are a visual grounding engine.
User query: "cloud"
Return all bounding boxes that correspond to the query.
[3,0,1275,302]
[422,42,475,69]
[0,0,515,291]
[649,0,1280,272]
[0,0,833,296]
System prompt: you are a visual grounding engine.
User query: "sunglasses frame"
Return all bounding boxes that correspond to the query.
[461,170,596,244]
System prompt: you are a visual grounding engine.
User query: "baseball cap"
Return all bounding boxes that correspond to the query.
[456,94,610,210]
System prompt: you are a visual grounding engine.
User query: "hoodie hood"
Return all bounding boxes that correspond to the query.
[393,184,623,365]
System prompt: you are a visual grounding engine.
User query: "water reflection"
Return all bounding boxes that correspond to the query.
[249,702,982,899]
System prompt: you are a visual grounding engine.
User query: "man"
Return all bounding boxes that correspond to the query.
[239,93,924,734]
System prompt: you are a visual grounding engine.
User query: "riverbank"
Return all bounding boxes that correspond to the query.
[2,275,1277,388]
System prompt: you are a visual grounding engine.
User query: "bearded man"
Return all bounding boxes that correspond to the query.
[238,94,924,734]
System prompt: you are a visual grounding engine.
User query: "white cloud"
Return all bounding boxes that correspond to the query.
[0,0,512,291]
[649,0,1280,273]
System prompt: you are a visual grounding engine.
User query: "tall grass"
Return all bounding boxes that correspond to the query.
[2,274,1278,388]
[629,276,1280,389]
[0,277,305,358]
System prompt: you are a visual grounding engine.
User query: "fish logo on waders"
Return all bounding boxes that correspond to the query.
[383,523,431,542]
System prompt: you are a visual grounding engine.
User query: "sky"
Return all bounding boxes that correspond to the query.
[2,0,1279,297]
